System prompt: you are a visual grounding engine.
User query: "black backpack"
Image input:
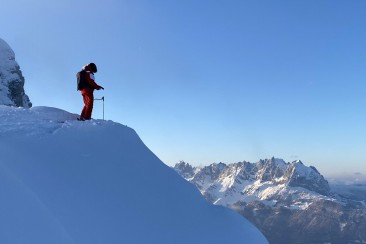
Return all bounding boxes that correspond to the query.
[76,70,87,91]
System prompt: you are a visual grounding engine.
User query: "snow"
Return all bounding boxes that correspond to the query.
[0,105,268,244]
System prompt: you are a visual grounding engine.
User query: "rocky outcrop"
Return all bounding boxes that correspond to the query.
[174,161,196,179]
[256,157,287,182]
[284,161,330,195]
[0,38,32,107]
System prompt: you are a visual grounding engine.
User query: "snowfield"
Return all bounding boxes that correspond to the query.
[0,105,267,244]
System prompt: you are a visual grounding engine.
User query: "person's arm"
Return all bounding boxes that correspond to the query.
[86,72,103,90]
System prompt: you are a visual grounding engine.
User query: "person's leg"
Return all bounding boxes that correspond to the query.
[83,90,94,120]
[80,93,87,120]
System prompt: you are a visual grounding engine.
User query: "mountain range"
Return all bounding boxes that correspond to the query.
[174,158,366,244]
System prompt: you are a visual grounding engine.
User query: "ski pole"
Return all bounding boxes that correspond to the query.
[94,96,105,120]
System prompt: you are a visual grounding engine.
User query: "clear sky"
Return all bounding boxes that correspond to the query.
[1,0,366,178]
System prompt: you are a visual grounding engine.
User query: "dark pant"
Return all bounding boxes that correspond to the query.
[80,89,94,120]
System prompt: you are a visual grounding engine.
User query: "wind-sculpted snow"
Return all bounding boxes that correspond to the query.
[0,106,77,136]
[0,106,268,244]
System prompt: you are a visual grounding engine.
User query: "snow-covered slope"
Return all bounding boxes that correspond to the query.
[0,105,267,244]
[0,38,31,107]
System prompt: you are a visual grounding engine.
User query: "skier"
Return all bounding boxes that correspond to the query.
[77,63,104,121]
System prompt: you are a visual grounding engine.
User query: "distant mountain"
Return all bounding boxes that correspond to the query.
[0,38,31,107]
[174,158,366,244]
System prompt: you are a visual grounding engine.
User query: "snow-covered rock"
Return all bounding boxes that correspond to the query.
[284,160,330,195]
[0,106,267,244]
[0,38,31,107]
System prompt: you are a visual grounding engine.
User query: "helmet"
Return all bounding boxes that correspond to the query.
[88,63,97,73]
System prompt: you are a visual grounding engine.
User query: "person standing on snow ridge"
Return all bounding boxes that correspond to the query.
[77,63,104,121]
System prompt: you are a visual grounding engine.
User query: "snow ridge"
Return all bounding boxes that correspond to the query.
[0,106,268,244]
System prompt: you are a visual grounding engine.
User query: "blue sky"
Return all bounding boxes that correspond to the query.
[1,0,366,177]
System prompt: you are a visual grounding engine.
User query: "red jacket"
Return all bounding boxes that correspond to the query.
[81,65,102,91]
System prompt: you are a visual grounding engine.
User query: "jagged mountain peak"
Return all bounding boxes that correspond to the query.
[197,162,228,180]
[256,157,288,182]
[173,161,196,179]
[285,161,330,195]
[260,157,286,165]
